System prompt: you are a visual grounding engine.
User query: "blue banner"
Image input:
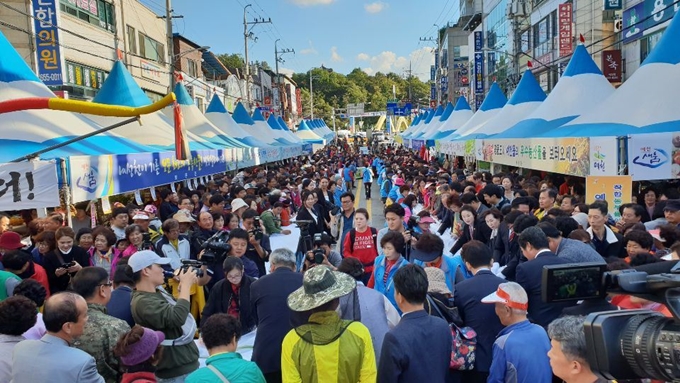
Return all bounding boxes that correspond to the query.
[474,52,485,93]
[435,51,439,70]
[32,0,64,86]
[474,31,484,52]
[430,65,436,81]
[622,2,645,43]
[431,83,436,100]
[604,0,622,10]
[69,150,233,203]
[643,0,680,29]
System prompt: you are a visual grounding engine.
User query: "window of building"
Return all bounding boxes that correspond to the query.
[60,0,115,32]
[640,30,663,62]
[65,60,108,99]
[186,59,198,78]
[127,25,137,54]
[139,33,165,64]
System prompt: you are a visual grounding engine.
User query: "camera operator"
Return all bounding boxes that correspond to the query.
[261,197,291,236]
[547,316,607,383]
[241,209,272,278]
[156,219,211,288]
[330,192,356,254]
[304,233,342,271]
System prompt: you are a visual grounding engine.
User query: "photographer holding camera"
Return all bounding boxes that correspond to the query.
[303,233,342,271]
[242,209,272,278]
[330,192,356,254]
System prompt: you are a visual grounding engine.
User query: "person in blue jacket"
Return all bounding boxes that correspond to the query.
[362,166,374,200]
[410,233,471,295]
[368,231,409,313]
[379,172,392,205]
[387,177,404,204]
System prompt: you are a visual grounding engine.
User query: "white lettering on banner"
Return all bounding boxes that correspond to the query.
[653,0,666,21]
[118,159,161,178]
[0,161,60,210]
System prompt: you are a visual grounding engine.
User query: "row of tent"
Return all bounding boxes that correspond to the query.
[400,4,680,150]
[0,29,334,166]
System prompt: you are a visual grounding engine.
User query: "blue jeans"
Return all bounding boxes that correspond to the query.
[157,373,190,383]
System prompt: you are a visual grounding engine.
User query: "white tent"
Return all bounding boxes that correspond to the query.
[295,120,326,144]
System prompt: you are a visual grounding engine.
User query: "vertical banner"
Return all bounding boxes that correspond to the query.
[474,31,483,52]
[585,175,632,219]
[602,50,622,82]
[622,2,644,43]
[0,161,60,210]
[474,52,484,93]
[589,137,619,176]
[628,132,678,181]
[32,0,64,86]
[558,3,573,58]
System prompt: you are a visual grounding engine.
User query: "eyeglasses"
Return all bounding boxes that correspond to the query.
[226,272,243,281]
[98,281,113,287]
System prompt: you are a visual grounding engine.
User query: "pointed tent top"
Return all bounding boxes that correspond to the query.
[424,110,436,124]
[0,30,41,84]
[507,70,546,105]
[433,105,444,116]
[205,94,228,114]
[439,102,455,121]
[174,83,194,105]
[93,61,151,107]
[267,114,283,130]
[562,45,603,77]
[233,102,255,125]
[454,96,471,111]
[480,83,508,111]
[252,108,266,121]
[411,115,421,125]
[278,116,291,131]
[298,120,312,131]
[642,9,680,66]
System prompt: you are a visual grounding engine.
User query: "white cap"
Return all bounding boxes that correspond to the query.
[481,282,528,310]
[132,212,149,220]
[231,198,248,211]
[128,250,171,272]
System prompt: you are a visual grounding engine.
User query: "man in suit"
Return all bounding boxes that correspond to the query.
[11,292,104,383]
[378,264,452,383]
[250,248,303,383]
[537,222,604,264]
[455,240,506,383]
[516,227,572,329]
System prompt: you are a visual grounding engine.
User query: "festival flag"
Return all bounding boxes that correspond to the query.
[173,102,190,160]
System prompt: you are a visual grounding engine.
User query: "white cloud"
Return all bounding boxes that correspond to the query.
[290,0,334,6]
[359,47,434,81]
[300,40,318,55]
[364,1,388,13]
[331,46,343,62]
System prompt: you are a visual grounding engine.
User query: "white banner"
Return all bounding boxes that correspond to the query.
[589,137,619,176]
[0,161,60,210]
[628,132,676,181]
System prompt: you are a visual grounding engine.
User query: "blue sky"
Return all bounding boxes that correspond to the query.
[140,0,454,81]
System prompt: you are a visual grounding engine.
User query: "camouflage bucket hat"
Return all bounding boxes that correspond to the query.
[287,266,357,312]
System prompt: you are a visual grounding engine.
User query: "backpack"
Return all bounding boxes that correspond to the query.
[348,227,378,253]
[426,295,477,370]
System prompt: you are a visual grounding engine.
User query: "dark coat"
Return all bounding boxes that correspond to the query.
[516,251,573,328]
[296,206,326,238]
[449,222,483,255]
[249,267,304,374]
[200,275,256,332]
[43,246,90,293]
[454,270,505,373]
[378,310,452,383]
[491,223,510,263]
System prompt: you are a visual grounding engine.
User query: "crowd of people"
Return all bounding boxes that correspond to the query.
[0,138,676,383]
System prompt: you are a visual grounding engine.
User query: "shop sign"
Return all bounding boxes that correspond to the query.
[474,53,484,93]
[558,3,574,57]
[602,50,622,82]
[604,0,623,10]
[32,0,63,86]
[474,31,483,52]
[585,176,632,218]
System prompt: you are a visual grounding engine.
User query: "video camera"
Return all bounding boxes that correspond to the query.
[179,259,205,278]
[541,262,680,382]
[309,233,326,264]
[200,231,232,266]
[405,216,421,240]
[249,216,263,241]
[324,200,341,216]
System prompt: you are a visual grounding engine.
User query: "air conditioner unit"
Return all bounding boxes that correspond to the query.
[512,1,526,16]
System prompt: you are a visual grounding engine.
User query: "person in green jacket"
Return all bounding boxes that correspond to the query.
[186,313,265,383]
[260,201,291,236]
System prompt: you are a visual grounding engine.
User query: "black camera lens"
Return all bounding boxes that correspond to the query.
[621,315,680,381]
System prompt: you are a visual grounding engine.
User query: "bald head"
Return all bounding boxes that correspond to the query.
[43,292,86,336]
[198,211,214,230]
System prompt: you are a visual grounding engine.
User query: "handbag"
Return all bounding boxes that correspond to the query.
[426,295,477,370]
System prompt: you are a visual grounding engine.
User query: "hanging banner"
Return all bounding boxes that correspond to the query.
[628,132,678,181]
[69,150,230,203]
[0,161,60,210]
[32,0,64,86]
[589,137,619,176]
[585,175,632,219]
[476,137,591,176]
[474,52,485,93]
[438,140,476,158]
[558,3,574,57]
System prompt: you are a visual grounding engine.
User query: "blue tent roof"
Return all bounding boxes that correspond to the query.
[454,96,471,111]
[507,70,546,105]
[433,105,444,117]
[0,30,40,83]
[278,116,292,131]
[439,102,454,122]
[480,83,508,111]
[298,120,313,131]
[642,9,680,66]
[252,108,266,121]
[205,94,228,114]
[232,103,255,125]
[424,109,436,124]
[563,45,603,77]
[267,115,283,130]
[410,115,420,126]
[93,61,151,107]
[174,83,194,105]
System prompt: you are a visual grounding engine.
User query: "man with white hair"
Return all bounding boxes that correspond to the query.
[547,316,607,383]
[482,282,552,383]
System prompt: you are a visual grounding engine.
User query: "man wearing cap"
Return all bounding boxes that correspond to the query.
[482,282,552,383]
[281,266,376,382]
[173,210,196,237]
[664,199,680,228]
[132,211,162,244]
[129,250,200,382]
[411,233,467,293]
[378,264,452,383]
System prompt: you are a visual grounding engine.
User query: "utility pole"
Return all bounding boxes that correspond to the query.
[310,70,314,119]
[274,39,294,117]
[160,0,183,93]
[243,4,271,111]
[420,35,437,105]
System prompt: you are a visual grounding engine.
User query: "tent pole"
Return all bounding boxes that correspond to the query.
[11,117,140,163]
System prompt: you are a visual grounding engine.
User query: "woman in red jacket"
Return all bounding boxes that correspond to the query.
[343,208,378,283]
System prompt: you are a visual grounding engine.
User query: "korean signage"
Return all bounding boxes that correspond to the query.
[604,0,623,10]
[558,3,574,57]
[430,65,436,81]
[32,0,64,86]
[474,53,484,93]
[628,132,680,181]
[66,61,106,90]
[622,2,645,43]
[602,50,622,82]
[622,0,680,44]
[474,31,484,52]
[439,139,477,158]
[585,176,632,218]
[589,137,619,176]
[141,60,162,81]
[644,0,680,30]
[435,50,440,70]
[441,76,448,93]
[66,0,98,14]
[0,161,60,210]
[476,137,593,177]
[431,83,436,100]
[69,150,235,203]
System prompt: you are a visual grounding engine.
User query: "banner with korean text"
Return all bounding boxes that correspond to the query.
[628,132,680,181]
[438,139,476,158]
[476,138,592,176]
[0,161,60,210]
[69,150,234,203]
[585,175,632,219]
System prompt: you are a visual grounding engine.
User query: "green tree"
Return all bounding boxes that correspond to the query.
[216,53,245,70]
